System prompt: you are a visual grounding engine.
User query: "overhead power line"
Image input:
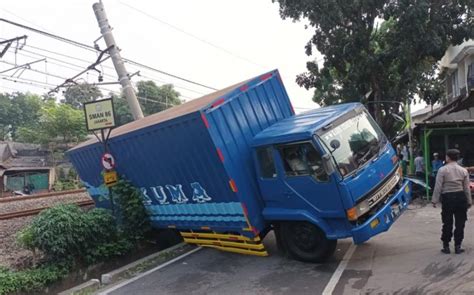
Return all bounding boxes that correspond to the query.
[119,1,266,70]
[3,43,208,96]
[0,18,217,91]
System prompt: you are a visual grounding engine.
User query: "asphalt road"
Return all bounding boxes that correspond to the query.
[101,204,474,295]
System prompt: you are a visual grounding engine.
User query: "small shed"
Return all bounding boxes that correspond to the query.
[0,142,54,197]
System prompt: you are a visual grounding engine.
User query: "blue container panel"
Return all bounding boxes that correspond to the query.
[204,71,294,233]
[69,112,248,232]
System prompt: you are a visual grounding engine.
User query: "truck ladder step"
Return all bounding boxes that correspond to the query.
[180,231,268,257]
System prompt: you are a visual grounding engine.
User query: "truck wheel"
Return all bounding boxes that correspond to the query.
[280,221,336,263]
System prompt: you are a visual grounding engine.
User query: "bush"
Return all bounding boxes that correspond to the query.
[24,204,121,263]
[111,179,151,241]
[0,263,70,295]
[53,180,78,191]
[28,204,85,260]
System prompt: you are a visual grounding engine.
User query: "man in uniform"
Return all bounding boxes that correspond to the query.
[432,149,472,254]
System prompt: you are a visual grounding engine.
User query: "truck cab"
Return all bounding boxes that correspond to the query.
[252,103,411,262]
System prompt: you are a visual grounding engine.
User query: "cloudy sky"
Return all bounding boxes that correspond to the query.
[0,0,323,112]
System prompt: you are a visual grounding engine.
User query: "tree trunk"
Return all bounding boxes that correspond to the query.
[370,75,383,125]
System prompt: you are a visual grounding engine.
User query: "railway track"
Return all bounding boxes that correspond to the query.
[0,188,86,203]
[0,199,95,220]
[0,189,94,220]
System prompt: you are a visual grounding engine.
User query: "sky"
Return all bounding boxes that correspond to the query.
[0,0,322,113]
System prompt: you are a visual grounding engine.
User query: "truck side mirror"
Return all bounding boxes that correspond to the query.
[322,154,335,175]
[330,139,340,151]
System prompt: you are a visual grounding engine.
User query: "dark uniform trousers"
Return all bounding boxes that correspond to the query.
[441,191,468,246]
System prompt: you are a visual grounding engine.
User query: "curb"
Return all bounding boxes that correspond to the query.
[58,279,100,295]
[100,242,193,285]
[58,242,195,295]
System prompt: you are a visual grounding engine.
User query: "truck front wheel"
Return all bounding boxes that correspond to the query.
[280,221,336,263]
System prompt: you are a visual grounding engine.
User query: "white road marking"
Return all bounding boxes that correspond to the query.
[322,243,357,295]
[98,247,202,295]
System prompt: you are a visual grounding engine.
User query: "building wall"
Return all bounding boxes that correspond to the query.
[441,40,474,102]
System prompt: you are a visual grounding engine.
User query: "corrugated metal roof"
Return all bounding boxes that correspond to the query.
[252,103,360,146]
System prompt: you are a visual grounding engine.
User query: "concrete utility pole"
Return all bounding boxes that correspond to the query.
[93,1,144,120]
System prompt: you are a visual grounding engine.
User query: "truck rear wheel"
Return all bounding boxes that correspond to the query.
[280,221,336,263]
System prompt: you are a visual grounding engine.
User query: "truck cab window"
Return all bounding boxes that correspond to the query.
[279,143,329,182]
[257,147,277,178]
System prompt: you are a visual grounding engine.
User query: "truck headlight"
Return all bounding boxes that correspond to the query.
[347,199,371,221]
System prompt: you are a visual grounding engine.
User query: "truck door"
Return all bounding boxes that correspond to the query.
[276,142,344,215]
[255,146,289,207]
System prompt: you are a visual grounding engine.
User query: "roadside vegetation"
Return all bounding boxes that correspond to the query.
[0,179,150,295]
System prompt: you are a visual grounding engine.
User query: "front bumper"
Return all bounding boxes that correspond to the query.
[351,179,411,244]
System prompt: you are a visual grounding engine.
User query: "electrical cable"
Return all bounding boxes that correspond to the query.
[119,1,265,70]
[0,18,218,90]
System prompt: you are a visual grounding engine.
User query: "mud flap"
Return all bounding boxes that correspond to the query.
[180,231,268,257]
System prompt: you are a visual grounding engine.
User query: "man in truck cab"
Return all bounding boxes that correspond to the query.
[432,149,472,254]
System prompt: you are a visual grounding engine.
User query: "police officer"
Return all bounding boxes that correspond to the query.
[432,149,472,254]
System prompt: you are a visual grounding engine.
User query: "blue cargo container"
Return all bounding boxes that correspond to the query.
[68,69,292,238]
[69,69,412,262]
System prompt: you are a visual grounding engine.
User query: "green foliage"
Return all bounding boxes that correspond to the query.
[61,83,103,109]
[0,263,70,295]
[53,180,79,191]
[27,204,88,260]
[42,103,88,144]
[273,0,473,132]
[25,204,119,262]
[0,92,43,140]
[110,81,182,127]
[110,93,135,126]
[16,226,35,252]
[111,178,151,241]
[16,102,88,145]
[136,81,181,116]
[58,167,66,180]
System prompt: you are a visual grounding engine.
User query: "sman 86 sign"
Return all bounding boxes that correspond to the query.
[83,98,116,131]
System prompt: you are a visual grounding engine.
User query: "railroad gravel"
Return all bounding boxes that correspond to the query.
[0,191,93,269]
[0,192,92,215]
[0,216,38,269]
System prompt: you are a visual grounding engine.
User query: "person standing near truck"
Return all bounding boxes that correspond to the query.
[432,153,443,176]
[431,149,472,254]
[414,151,425,178]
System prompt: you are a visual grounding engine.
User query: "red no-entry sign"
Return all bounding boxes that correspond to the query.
[101,153,116,170]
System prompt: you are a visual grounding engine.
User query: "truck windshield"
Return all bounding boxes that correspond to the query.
[321,112,385,176]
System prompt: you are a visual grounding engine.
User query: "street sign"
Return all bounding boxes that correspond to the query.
[101,153,116,170]
[83,98,116,131]
[104,170,118,187]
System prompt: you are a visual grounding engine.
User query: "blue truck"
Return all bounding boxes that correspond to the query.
[68,70,412,262]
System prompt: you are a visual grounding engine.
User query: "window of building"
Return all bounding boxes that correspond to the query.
[256,147,277,178]
[278,142,329,182]
[468,63,474,89]
[452,70,459,97]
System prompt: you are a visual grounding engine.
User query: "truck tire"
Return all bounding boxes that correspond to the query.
[280,221,336,263]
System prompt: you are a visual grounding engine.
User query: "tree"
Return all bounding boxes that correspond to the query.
[108,81,182,127]
[136,81,181,115]
[273,0,473,133]
[0,92,43,140]
[110,93,134,127]
[17,102,87,145]
[61,83,102,109]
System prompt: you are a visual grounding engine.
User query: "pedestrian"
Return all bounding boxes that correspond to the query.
[431,149,472,254]
[401,144,409,165]
[399,154,407,176]
[414,151,425,179]
[432,153,443,176]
